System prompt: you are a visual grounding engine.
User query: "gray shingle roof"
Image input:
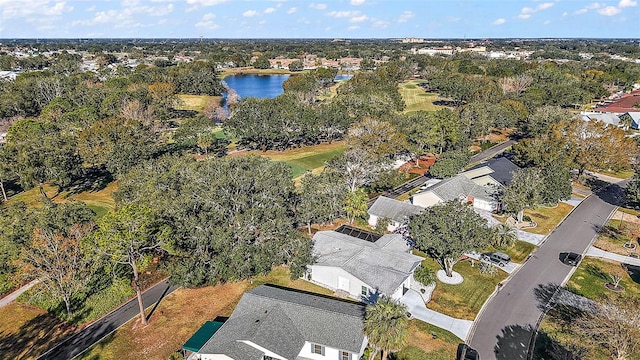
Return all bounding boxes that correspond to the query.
[464,157,520,186]
[418,174,496,203]
[312,231,423,295]
[198,285,366,360]
[368,196,424,223]
[579,113,621,126]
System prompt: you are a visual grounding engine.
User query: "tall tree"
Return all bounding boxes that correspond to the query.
[297,170,348,233]
[551,118,637,179]
[408,200,493,277]
[502,168,543,222]
[91,205,167,326]
[343,188,368,224]
[20,223,94,319]
[364,297,409,360]
[573,295,640,360]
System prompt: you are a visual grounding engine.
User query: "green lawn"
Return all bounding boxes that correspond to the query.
[488,240,537,263]
[566,257,640,300]
[523,202,574,235]
[176,94,221,112]
[416,253,507,320]
[239,142,347,179]
[5,182,117,216]
[399,80,444,113]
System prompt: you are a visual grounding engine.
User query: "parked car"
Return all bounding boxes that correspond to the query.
[560,252,582,266]
[480,252,511,267]
[457,344,480,360]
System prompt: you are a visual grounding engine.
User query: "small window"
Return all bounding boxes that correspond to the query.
[340,351,350,360]
[361,286,368,296]
[311,343,325,355]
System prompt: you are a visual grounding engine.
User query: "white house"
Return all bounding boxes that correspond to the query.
[309,228,423,301]
[410,174,501,212]
[184,285,367,360]
[367,196,423,231]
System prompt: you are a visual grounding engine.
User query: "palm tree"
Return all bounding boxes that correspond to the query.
[364,297,409,360]
[493,223,518,248]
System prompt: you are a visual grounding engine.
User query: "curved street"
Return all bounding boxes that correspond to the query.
[468,181,626,360]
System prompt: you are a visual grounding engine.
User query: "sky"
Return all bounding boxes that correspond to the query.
[0,0,638,39]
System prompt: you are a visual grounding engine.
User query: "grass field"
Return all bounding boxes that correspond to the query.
[399,80,444,113]
[6,182,117,217]
[0,302,75,359]
[395,320,459,360]
[523,202,574,235]
[567,257,640,300]
[418,255,507,320]
[235,142,347,179]
[176,94,222,113]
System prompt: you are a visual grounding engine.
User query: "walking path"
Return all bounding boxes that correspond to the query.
[586,247,640,266]
[39,279,179,360]
[0,279,39,308]
[400,289,473,341]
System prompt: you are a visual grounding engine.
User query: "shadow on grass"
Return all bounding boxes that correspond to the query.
[624,264,640,285]
[0,312,74,359]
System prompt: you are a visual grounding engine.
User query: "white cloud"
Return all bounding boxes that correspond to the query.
[398,11,414,23]
[264,7,275,14]
[195,13,219,29]
[574,9,588,14]
[243,10,257,17]
[372,19,389,28]
[259,20,266,25]
[287,7,297,14]
[493,18,506,25]
[350,14,368,22]
[543,20,551,24]
[186,0,228,5]
[518,2,554,19]
[562,11,568,16]
[537,2,554,11]
[1,0,73,20]
[619,0,638,7]
[327,10,359,18]
[348,25,360,30]
[447,16,461,22]
[309,3,327,10]
[598,5,621,15]
[350,0,365,5]
[586,3,604,9]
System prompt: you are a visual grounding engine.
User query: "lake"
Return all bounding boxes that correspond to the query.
[222,73,353,100]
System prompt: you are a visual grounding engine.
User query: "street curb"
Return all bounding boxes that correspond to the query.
[467,190,594,344]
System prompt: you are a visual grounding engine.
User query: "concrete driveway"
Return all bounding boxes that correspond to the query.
[468,182,626,360]
[465,252,519,274]
[400,289,473,341]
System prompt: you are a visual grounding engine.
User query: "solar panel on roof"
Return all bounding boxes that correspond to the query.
[335,225,381,243]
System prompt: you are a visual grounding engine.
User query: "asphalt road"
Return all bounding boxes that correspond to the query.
[469,139,516,164]
[38,279,179,360]
[468,182,626,360]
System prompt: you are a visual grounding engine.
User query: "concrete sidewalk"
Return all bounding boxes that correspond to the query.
[586,247,640,266]
[400,289,473,341]
[475,209,546,246]
[0,279,39,308]
[464,252,518,274]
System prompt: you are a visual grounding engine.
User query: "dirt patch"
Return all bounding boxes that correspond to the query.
[612,210,640,225]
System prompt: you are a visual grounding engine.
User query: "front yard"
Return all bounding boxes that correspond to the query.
[417,255,507,321]
[522,202,574,235]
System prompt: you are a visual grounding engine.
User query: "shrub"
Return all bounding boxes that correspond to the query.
[478,262,498,275]
[414,265,435,286]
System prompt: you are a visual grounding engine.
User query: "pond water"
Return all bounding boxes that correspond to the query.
[222,73,353,100]
[223,74,290,99]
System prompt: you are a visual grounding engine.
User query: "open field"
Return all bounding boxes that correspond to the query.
[233,142,347,179]
[417,255,507,320]
[0,302,75,359]
[523,202,574,235]
[399,80,444,113]
[5,182,117,217]
[176,94,222,113]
